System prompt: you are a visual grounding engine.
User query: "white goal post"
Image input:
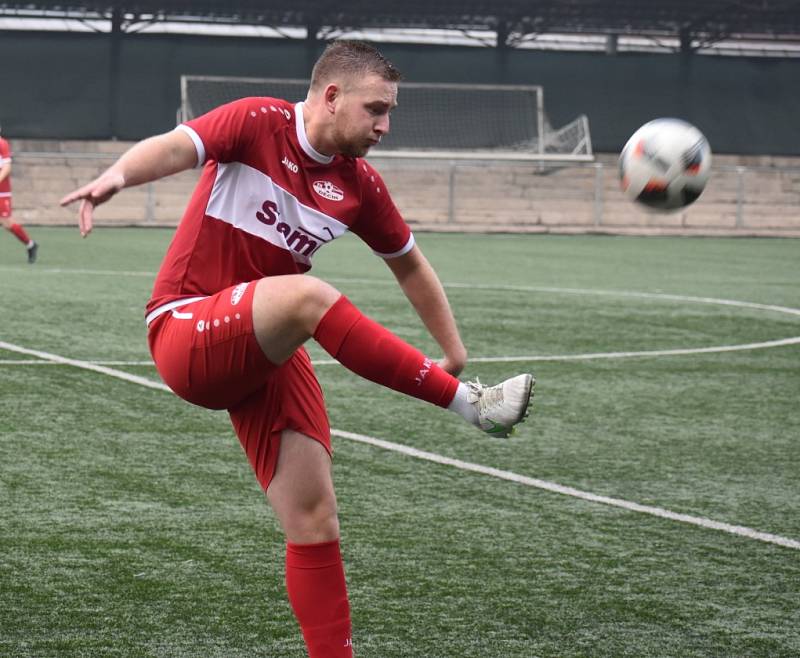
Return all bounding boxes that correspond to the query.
[180,75,593,162]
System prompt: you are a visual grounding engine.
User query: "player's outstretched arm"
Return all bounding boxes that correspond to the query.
[384,244,467,376]
[60,129,198,237]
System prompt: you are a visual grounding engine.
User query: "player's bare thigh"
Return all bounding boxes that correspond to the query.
[266,429,340,544]
[251,274,341,365]
[0,217,11,229]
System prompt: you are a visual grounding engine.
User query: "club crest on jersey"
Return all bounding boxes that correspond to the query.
[230,282,248,306]
[313,180,344,202]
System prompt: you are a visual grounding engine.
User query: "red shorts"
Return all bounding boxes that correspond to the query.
[147,281,331,490]
[0,196,11,218]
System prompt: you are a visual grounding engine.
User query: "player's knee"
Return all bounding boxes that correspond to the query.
[290,498,340,542]
[254,274,340,327]
[301,275,341,310]
[288,275,341,328]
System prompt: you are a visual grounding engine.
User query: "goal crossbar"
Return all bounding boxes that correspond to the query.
[180,76,593,163]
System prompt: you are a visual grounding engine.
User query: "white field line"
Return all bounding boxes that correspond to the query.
[7,265,800,319]
[0,341,169,393]
[15,268,800,361]
[5,331,800,369]
[0,359,157,365]
[0,266,153,277]
[308,335,800,366]
[463,336,800,362]
[1,338,798,552]
[326,277,800,319]
[8,268,800,359]
[5,274,800,366]
[333,429,800,551]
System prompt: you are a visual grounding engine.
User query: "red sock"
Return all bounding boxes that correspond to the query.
[8,223,30,245]
[313,296,459,408]
[286,539,353,658]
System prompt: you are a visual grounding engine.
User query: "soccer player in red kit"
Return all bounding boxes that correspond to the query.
[0,127,38,263]
[62,41,533,657]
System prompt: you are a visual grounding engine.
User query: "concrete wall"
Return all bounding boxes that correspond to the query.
[11,140,800,237]
[1,31,799,154]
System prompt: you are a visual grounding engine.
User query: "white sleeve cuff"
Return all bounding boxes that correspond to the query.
[374,232,415,259]
[175,124,205,168]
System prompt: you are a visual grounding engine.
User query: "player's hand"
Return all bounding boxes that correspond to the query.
[438,351,466,377]
[60,171,126,237]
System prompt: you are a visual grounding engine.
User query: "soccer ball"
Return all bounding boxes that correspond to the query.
[619,118,712,211]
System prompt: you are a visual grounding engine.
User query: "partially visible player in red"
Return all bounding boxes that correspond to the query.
[61,41,533,657]
[0,125,38,263]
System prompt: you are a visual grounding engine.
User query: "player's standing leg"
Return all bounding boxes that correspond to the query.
[267,430,353,658]
[0,201,38,263]
[244,273,532,656]
[149,285,351,656]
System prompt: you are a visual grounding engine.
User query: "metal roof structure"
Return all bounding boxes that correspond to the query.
[2,0,799,53]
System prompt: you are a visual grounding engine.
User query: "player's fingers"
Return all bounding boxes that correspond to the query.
[60,190,80,207]
[60,183,92,207]
[78,198,94,237]
[61,174,120,207]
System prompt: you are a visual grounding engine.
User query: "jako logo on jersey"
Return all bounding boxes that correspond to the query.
[255,200,323,257]
[281,156,298,173]
[415,357,433,386]
[230,282,249,306]
[313,180,344,201]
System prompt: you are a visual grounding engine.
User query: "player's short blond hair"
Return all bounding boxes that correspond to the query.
[310,40,401,92]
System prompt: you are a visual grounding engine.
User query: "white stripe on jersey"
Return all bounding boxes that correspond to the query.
[206,161,349,266]
[375,234,416,259]
[176,125,206,167]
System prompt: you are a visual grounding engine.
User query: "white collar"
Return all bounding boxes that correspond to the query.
[294,102,334,165]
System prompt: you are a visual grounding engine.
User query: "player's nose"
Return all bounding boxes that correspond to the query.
[374,114,390,135]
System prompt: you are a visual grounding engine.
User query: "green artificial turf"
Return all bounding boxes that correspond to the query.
[1,227,798,657]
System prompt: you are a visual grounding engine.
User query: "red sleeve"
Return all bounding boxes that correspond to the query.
[0,138,11,162]
[181,97,291,164]
[349,160,414,258]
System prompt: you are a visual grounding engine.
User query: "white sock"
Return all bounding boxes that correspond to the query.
[447,382,479,425]
[26,240,34,248]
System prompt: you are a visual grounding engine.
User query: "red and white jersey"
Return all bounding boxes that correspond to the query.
[146,97,413,321]
[0,137,12,196]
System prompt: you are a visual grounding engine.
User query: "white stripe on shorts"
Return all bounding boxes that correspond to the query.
[145,296,208,327]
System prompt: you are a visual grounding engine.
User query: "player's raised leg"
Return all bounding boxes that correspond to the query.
[266,430,353,658]
[251,274,534,436]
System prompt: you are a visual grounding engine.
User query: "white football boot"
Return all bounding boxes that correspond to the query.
[467,374,534,438]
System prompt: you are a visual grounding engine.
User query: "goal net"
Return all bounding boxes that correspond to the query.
[180,76,593,162]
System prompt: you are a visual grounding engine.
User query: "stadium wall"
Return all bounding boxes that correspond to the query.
[1,30,799,155]
[12,141,800,237]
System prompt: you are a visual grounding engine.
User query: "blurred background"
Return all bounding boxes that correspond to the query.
[2,0,799,234]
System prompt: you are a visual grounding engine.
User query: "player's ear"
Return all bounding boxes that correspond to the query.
[323,83,340,114]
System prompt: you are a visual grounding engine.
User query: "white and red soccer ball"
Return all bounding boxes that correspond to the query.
[619,118,712,211]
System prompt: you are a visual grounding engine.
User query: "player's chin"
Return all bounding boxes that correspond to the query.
[348,144,371,158]
[344,140,378,158]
